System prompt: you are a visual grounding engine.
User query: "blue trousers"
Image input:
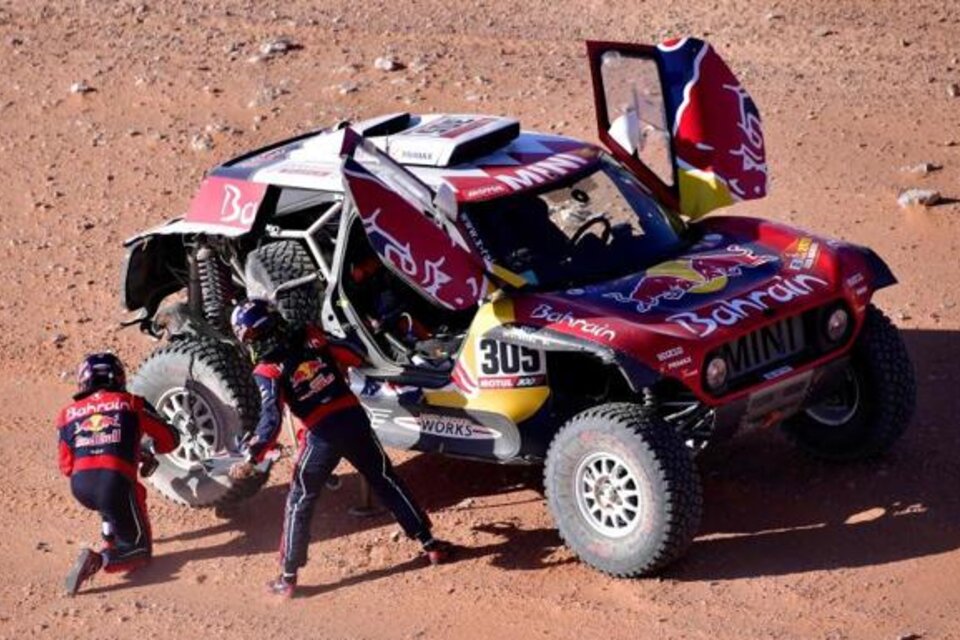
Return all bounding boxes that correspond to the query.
[280,410,431,574]
[71,469,151,569]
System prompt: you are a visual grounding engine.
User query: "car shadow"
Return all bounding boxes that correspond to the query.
[667,327,960,580]
[104,327,958,589]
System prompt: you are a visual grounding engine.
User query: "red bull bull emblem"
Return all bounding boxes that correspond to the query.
[74,414,122,448]
[291,360,336,399]
[604,245,776,313]
[291,360,323,387]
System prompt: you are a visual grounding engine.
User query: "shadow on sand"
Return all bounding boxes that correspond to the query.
[87,328,960,593]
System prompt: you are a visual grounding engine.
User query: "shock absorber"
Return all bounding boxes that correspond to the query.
[195,242,234,332]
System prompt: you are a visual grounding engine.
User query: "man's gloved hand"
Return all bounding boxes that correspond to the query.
[139,450,159,478]
[229,460,257,481]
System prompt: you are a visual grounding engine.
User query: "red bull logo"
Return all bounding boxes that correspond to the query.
[78,413,121,434]
[75,413,123,448]
[657,38,768,218]
[291,359,337,400]
[291,360,324,388]
[605,245,775,313]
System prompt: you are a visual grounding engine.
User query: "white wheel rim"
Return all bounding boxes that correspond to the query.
[574,451,643,538]
[805,367,861,426]
[156,387,219,470]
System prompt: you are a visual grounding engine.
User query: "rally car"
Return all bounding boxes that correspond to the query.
[120,38,915,577]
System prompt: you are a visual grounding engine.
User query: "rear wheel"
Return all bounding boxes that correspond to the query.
[783,304,915,460]
[132,338,268,507]
[544,402,702,577]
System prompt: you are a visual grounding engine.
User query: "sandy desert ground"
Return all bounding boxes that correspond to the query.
[1,1,960,638]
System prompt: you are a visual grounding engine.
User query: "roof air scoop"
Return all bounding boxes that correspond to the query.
[384,114,520,167]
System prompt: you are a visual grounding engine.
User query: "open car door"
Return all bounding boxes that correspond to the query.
[586,37,768,219]
[340,129,489,311]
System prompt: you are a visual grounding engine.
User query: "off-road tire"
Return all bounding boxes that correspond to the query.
[246,240,323,329]
[132,338,267,507]
[783,304,915,461]
[544,402,702,577]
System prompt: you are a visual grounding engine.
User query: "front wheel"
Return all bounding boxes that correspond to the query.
[132,338,268,507]
[783,304,916,460]
[544,403,702,577]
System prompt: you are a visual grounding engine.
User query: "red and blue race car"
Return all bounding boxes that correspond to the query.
[120,38,915,577]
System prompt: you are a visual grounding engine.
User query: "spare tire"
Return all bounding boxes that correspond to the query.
[131,338,268,507]
[244,240,324,328]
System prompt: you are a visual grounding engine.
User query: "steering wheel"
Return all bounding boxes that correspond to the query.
[570,215,613,247]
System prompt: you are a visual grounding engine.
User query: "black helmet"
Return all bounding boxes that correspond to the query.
[76,352,126,397]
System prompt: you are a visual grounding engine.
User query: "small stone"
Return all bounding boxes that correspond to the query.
[50,333,67,347]
[948,83,960,98]
[764,11,784,21]
[35,541,51,552]
[813,26,835,37]
[897,188,942,208]
[897,634,923,640]
[374,55,403,72]
[69,81,94,95]
[259,37,299,58]
[900,162,943,176]
[456,497,475,509]
[390,529,402,542]
[190,133,213,152]
[338,82,359,95]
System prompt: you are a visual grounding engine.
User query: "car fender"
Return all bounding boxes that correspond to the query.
[484,324,661,393]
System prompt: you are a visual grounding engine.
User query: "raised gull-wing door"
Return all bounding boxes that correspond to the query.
[586,37,768,219]
[340,128,488,310]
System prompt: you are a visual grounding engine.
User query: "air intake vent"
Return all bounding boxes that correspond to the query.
[385,114,520,167]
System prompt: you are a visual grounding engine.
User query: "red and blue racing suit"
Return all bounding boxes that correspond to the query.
[246,326,432,575]
[56,390,179,571]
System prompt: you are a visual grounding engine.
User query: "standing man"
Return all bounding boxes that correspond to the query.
[228,299,452,598]
[57,353,180,596]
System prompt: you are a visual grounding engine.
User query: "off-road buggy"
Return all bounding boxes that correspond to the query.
[120,38,915,576]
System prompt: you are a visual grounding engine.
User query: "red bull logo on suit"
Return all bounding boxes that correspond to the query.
[74,414,123,447]
[291,360,336,399]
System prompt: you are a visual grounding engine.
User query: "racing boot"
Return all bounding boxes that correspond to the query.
[65,548,103,596]
[265,573,297,599]
[422,538,455,566]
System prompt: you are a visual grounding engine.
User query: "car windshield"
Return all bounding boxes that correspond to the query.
[462,155,686,289]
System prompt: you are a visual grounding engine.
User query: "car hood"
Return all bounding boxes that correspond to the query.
[509,217,885,370]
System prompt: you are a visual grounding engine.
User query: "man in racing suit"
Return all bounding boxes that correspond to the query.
[228,299,453,598]
[57,352,180,596]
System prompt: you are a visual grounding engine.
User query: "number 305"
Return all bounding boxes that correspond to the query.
[478,339,543,376]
